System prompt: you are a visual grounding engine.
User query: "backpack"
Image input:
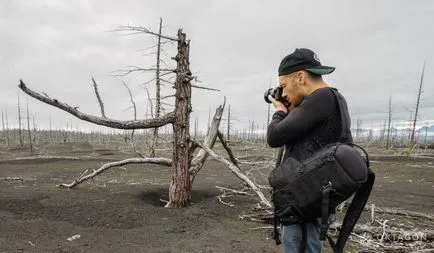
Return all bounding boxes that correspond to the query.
[268,87,375,253]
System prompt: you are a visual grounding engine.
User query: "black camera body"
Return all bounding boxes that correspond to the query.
[264,87,290,107]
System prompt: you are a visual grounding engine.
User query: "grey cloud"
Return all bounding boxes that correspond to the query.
[1,0,434,133]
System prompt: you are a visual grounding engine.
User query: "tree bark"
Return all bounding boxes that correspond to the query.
[166,29,192,208]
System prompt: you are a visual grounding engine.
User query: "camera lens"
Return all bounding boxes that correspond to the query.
[264,88,274,103]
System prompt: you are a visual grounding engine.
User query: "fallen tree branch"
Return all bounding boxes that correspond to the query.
[57,157,172,189]
[192,140,271,208]
[339,201,434,221]
[216,186,254,196]
[329,222,434,242]
[19,80,176,129]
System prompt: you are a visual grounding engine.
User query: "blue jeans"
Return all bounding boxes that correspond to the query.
[282,219,321,253]
[282,215,333,253]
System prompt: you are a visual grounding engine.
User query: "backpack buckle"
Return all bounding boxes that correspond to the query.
[323,181,333,190]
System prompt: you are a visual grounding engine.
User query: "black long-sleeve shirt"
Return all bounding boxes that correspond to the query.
[267,86,352,161]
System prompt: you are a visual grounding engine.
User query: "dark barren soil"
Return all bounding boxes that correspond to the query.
[0,142,433,253]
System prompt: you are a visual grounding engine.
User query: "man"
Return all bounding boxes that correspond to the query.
[267,48,353,252]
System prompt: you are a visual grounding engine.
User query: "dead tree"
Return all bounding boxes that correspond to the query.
[5,109,9,146]
[19,27,269,209]
[17,92,23,146]
[410,62,425,143]
[386,95,392,149]
[227,104,231,142]
[26,100,33,155]
[355,118,362,141]
[193,117,198,139]
[1,109,5,145]
[150,18,163,158]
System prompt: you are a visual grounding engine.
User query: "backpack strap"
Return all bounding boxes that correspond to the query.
[320,182,334,240]
[327,87,375,253]
[271,146,285,245]
[300,223,307,253]
[328,87,353,143]
[333,171,375,253]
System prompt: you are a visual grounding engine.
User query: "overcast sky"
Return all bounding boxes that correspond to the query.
[1,0,433,133]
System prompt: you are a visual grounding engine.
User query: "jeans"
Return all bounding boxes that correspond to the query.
[282,215,334,253]
[282,218,321,253]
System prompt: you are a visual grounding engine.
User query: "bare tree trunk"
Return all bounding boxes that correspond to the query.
[386,95,392,149]
[1,109,5,145]
[194,117,198,139]
[26,100,33,155]
[4,109,9,146]
[227,104,231,142]
[411,62,425,143]
[150,18,163,158]
[207,106,211,129]
[166,29,192,208]
[32,115,36,144]
[356,118,362,141]
[49,115,52,141]
[18,93,23,146]
[408,111,413,143]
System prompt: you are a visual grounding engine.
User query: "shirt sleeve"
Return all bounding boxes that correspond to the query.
[267,88,336,147]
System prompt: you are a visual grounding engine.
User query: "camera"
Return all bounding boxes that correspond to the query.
[264,87,290,107]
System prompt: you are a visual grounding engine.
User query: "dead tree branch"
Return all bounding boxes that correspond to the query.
[121,81,145,158]
[57,157,172,189]
[144,86,154,118]
[111,66,175,77]
[339,201,434,221]
[217,130,239,168]
[113,25,179,42]
[189,100,226,177]
[19,80,175,129]
[122,81,137,120]
[192,140,271,208]
[190,84,221,92]
[91,77,106,118]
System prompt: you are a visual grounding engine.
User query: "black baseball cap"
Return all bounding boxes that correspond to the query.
[278,48,335,76]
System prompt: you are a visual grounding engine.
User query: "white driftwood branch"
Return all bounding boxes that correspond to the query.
[189,99,226,176]
[193,140,271,208]
[19,80,175,129]
[216,186,254,196]
[57,157,172,188]
[91,77,106,118]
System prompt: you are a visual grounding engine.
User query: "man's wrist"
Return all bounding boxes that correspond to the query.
[276,108,288,113]
[274,110,288,118]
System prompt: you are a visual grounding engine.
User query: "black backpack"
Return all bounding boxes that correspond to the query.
[268,88,375,253]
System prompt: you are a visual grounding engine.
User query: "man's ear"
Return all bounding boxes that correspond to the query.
[295,71,305,85]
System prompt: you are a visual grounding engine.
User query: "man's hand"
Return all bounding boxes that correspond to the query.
[268,95,289,113]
